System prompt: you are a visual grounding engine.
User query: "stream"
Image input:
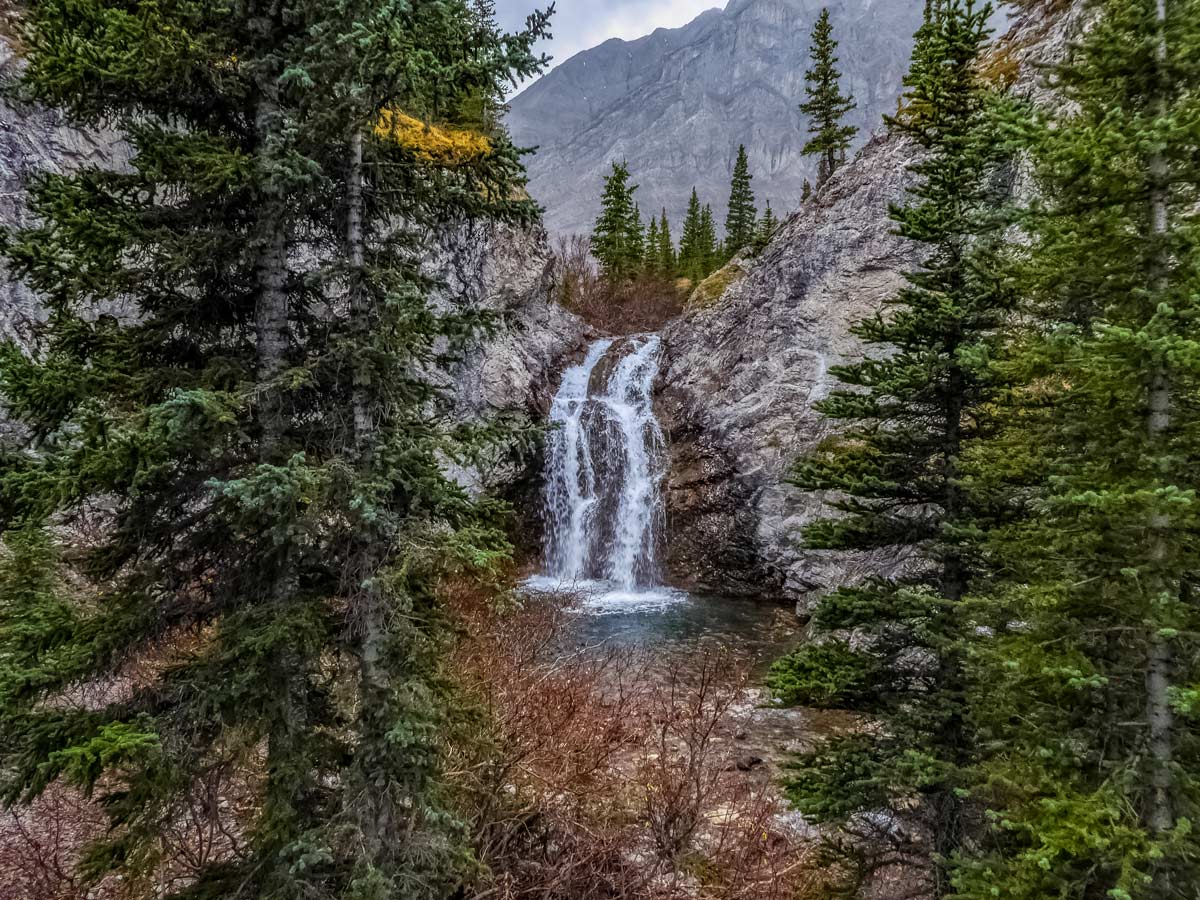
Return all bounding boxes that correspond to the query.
[525,334,796,665]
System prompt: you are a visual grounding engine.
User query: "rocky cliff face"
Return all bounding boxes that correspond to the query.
[658,2,1080,611]
[507,0,928,238]
[659,131,918,604]
[426,220,591,491]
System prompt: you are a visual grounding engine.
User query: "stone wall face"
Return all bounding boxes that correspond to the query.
[657,3,1082,611]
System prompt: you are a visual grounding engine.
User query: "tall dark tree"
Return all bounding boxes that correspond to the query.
[768,2,1005,896]
[590,160,641,280]
[724,144,758,255]
[0,1,550,898]
[678,188,706,282]
[645,213,661,274]
[956,0,1200,896]
[700,203,719,277]
[800,7,858,188]
[627,202,645,268]
[658,208,677,276]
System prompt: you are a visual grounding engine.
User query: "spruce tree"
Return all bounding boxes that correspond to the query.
[699,203,718,277]
[0,1,549,897]
[800,7,858,188]
[756,200,779,249]
[591,161,640,280]
[678,188,705,282]
[658,208,677,276]
[724,144,758,255]
[645,214,661,275]
[768,3,1005,895]
[956,0,1200,896]
[627,202,645,271]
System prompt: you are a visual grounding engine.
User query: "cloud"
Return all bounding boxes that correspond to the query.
[496,0,721,93]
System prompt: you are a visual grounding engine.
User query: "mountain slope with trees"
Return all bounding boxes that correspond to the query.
[507,0,930,236]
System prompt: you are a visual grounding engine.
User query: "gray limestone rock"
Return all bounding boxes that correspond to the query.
[657,2,1080,611]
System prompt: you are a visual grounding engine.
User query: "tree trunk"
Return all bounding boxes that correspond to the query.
[347,126,372,450]
[255,92,292,457]
[1144,0,1175,875]
[345,122,397,856]
[252,79,307,840]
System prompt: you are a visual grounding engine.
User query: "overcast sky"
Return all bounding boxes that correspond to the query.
[495,0,721,94]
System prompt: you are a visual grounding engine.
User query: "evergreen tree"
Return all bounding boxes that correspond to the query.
[755,200,779,249]
[956,0,1200,896]
[645,214,661,275]
[699,203,719,277]
[802,179,814,201]
[591,161,641,280]
[768,3,1005,895]
[627,202,645,270]
[678,188,706,282]
[724,144,758,255]
[658,208,677,276]
[0,1,549,897]
[800,7,858,188]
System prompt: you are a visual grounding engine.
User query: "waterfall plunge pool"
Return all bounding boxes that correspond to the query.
[521,576,799,672]
[526,334,798,666]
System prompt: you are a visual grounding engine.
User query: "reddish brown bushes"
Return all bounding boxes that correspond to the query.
[553,236,685,335]
[447,587,830,900]
[1,580,829,900]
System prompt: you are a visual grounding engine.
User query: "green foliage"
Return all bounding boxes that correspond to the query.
[955,0,1200,896]
[800,7,858,188]
[700,204,719,275]
[657,207,677,275]
[645,214,662,275]
[768,641,877,708]
[754,200,779,251]
[780,2,1006,895]
[0,0,551,897]
[678,188,709,282]
[724,144,757,255]
[590,160,645,281]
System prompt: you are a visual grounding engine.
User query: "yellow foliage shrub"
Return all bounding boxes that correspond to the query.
[374,109,491,166]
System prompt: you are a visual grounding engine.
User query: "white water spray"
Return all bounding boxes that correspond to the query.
[532,335,680,609]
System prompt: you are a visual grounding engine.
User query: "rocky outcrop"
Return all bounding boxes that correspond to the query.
[659,132,918,605]
[426,220,591,491]
[658,3,1080,611]
[507,0,930,237]
[428,220,588,424]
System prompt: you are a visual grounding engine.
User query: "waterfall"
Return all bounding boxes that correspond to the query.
[532,335,681,609]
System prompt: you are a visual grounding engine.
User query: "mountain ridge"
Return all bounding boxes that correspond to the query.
[507,0,928,237]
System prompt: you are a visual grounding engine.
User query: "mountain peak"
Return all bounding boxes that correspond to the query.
[507,0,927,237]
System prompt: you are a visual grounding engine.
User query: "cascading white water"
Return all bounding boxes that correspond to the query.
[532,334,680,608]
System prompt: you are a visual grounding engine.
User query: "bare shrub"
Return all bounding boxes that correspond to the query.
[552,235,684,335]
[0,786,110,900]
[446,584,832,900]
[639,651,747,862]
